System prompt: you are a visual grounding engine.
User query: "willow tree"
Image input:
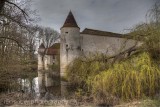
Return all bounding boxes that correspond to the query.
[130,2,160,63]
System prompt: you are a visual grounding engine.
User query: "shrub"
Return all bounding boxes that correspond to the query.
[66,52,160,104]
[66,54,109,92]
[92,52,160,101]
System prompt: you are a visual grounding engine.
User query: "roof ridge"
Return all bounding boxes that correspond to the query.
[81,28,122,35]
[80,28,132,38]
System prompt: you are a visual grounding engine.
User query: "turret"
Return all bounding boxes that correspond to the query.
[60,11,81,77]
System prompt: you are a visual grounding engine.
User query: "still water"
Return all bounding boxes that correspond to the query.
[18,76,63,99]
[18,77,39,98]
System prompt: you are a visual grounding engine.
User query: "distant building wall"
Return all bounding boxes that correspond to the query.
[44,55,54,70]
[38,54,43,70]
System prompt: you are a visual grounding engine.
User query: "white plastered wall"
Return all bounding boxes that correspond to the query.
[81,34,138,56]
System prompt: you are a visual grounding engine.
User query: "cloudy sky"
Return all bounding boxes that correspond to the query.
[31,0,158,33]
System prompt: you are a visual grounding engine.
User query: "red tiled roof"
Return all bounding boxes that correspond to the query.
[61,11,79,28]
[81,28,130,38]
[46,49,59,55]
[46,43,60,55]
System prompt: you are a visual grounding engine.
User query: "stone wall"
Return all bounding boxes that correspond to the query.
[60,27,80,77]
[38,54,43,70]
[81,34,138,56]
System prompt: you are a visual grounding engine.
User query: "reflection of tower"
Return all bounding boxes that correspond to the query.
[60,11,81,77]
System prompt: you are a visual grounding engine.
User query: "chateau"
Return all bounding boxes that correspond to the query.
[38,11,140,88]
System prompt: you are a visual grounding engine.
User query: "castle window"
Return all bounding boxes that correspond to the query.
[65,32,68,34]
[66,44,69,50]
[66,44,68,48]
[53,55,55,59]
[77,46,81,50]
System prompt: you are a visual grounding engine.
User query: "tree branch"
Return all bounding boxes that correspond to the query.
[0,36,26,51]
[5,0,28,22]
[0,13,27,29]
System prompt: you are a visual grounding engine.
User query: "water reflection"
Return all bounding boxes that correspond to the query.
[18,77,39,98]
[38,71,61,99]
[18,72,67,100]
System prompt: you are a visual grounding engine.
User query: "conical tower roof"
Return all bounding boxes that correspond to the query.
[61,11,79,28]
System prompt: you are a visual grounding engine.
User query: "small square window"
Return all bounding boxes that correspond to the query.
[66,44,68,47]
[53,55,55,59]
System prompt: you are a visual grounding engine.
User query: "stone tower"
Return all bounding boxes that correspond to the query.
[60,11,81,77]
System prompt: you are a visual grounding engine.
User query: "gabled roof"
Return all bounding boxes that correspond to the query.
[46,43,60,55]
[39,43,45,49]
[46,49,59,55]
[61,11,79,28]
[81,28,130,38]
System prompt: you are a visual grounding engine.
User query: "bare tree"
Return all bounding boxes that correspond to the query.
[0,0,39,92]
[0,0,28,22]
[38,27,60,48]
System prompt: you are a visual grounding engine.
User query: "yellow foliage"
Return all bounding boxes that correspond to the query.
[92,52,160,100]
